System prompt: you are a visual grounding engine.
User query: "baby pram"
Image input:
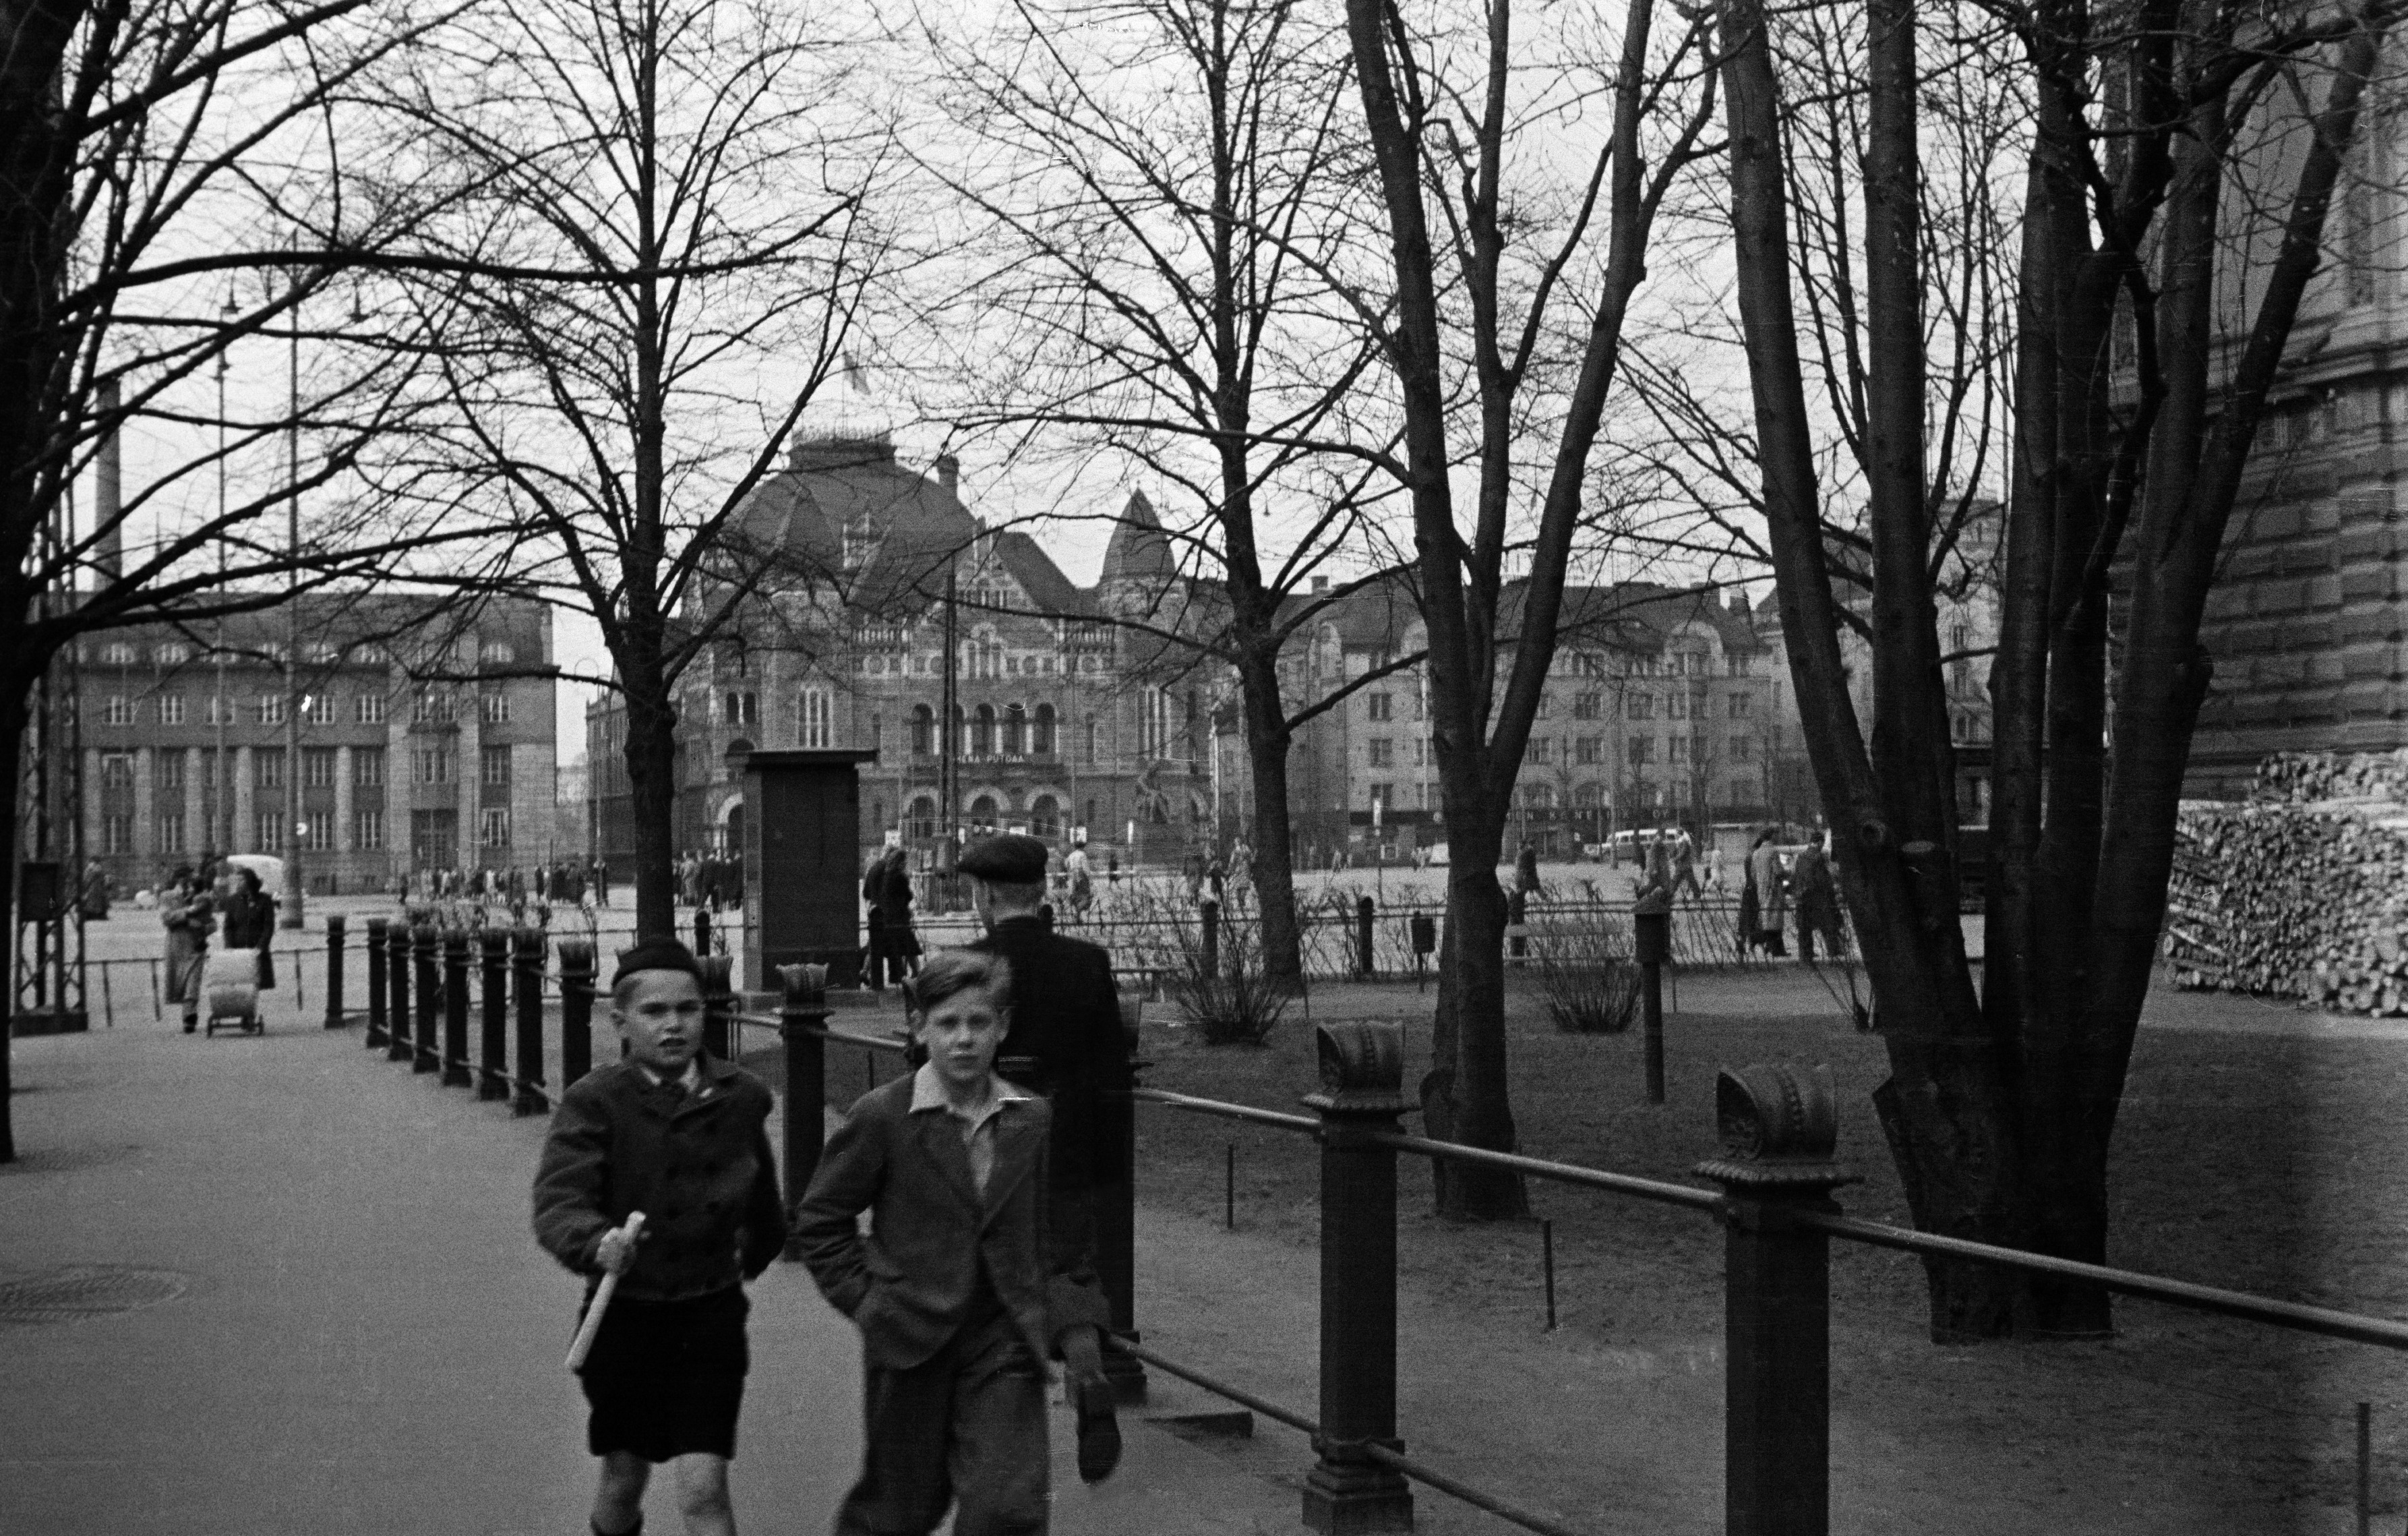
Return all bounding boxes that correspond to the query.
[203,949,264,1036]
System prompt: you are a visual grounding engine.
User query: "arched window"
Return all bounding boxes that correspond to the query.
[911,705,934,755]
[969,793,999,830]
[1004,704,1027,755]
[906,795,938,839]
[1032,703,1056,756]
[1030,794,1061,837]
[973,704,996,757]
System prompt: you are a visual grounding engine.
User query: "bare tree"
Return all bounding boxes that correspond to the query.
[1716,0,2402,1335]
[910,0,1402,984]
[0,0,490,1160]
[365,0,892,937]
[1345,0,1720,1216]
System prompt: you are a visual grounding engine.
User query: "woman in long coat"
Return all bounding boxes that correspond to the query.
[218,866,278,988]
[1790,831,1844,964]
[160,868,214,1032]
[1746,829,1790,956]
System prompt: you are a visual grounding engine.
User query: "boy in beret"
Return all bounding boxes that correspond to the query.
[533,938,786,1536]
[795,947,1114,1535]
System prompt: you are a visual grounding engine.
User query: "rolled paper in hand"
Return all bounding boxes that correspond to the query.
[564,1211,646,1371]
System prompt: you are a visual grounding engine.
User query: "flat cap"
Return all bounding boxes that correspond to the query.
[957,833,1050,883]
[611,936,704,988]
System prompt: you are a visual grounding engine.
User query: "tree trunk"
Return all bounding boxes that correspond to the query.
[0,676,24,1162]
[1236,649,1305,986]
[1719,0,2020,1336]
[1422,807,1525,1218]
[622,677,680,941]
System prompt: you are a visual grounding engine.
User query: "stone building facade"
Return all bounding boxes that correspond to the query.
[2146,90,2406,794]
[75,595,556,893]
[585,431,1209,870]
[1209,579,1809,859]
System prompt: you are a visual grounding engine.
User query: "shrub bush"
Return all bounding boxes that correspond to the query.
[1162,899,1290,1046]
[1534,919,1641,1034]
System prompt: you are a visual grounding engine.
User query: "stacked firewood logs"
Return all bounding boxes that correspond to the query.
[2252,748,2408,804]
[2165,752,2408,1016]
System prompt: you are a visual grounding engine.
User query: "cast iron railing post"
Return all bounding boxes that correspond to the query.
[1634,888,1671,1104]
[324,914,346,1029]
[1355,895,1376,979]
[777,963,829,1256]
[364,916,388,1048]
[702,953,735,1062]
[512,928,547,1115]
[1302,1020,1413,1535]
[558,939,596,1089]
[442,930,472,1087]
[1099,990,1147,1401]
[387,917,413,1063]
[1695,1064,1855,1536]
[478,931,510,1100]
[411,923,440,1073]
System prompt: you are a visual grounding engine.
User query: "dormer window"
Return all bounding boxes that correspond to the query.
[842,515,880,570]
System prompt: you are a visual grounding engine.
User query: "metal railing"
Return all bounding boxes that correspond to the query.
[313,922,2405,1536]
[743,988,2408,1536]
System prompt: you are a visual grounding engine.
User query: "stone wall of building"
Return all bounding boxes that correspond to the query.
[76,596,554,894]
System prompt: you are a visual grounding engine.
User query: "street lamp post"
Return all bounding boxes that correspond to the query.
[282,274,304,926]
[212,299,232,873]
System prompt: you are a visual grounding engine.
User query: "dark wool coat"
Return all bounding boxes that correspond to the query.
[968,916,1131,1193]
[792,1074,1107,1371]
[532,1054,786,1303]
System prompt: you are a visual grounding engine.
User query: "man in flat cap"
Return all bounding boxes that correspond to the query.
[957,831,1128,1480]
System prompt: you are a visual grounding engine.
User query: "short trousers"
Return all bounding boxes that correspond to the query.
[576,1285,750,1462]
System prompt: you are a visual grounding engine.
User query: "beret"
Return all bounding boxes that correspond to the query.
[611,937,704,988]
[957,833,1050,883]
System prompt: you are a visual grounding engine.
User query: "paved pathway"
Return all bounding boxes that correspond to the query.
[0,1013,1294,1536]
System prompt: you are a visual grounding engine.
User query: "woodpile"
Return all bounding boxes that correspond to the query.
[2253,748,2408,804]
[2165,752,2408,1017]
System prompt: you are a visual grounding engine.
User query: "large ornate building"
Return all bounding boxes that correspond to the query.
[1209,578,1812,859]
[70,595,556,893]
[585,430,1211,869]
[586,419,1836,870]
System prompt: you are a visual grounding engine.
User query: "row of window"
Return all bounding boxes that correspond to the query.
[897,791,1078,839]
[853,650,1115,680]
[95,745,514,792]
[92,639,520,669]
[1347,780,1768,815]
[1361,688,1756,723]
[905,702,1062,758]
[1357,734,1758,769]
[95,690,512,728]
[109,805,514,856]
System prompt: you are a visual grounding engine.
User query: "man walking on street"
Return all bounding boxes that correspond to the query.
[957,833,1129,1472]
[1670,827,1704,901]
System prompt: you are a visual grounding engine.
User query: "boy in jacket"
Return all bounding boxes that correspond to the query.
[794,949,1116,1536]
[533,938,785,1536]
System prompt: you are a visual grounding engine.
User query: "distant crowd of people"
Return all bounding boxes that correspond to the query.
[675,850,745,912]
[1515,823,1850,964]
[391,860,614,914]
